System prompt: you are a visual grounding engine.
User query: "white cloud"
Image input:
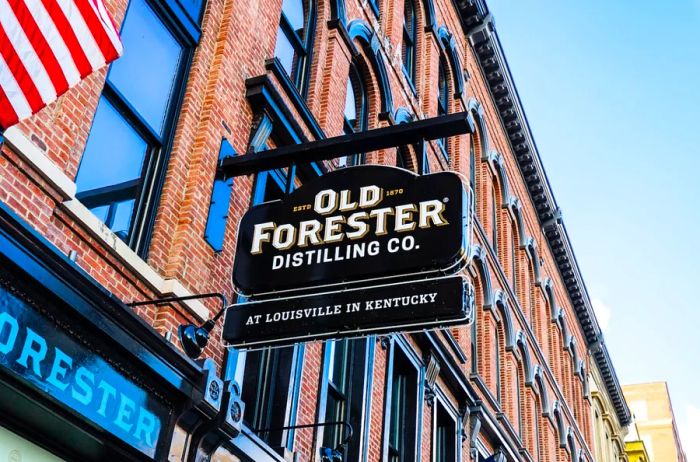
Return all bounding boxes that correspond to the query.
[679,404,700,462]
[591,298,611,332]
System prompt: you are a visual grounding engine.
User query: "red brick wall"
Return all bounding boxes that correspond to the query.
[0,0,598,460]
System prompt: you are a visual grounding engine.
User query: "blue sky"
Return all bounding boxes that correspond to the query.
[486,1,700,458]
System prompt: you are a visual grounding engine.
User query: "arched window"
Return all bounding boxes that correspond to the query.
[469,136,476,192]
[491,188,498,257]
[274,0,314,93]
[341,62,368,166]
[495,328,501,402]
[437,57,449,157]
[516,367,523,437]
[401,0,417,83]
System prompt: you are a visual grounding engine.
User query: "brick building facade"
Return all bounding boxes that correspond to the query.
[0,0,630,461]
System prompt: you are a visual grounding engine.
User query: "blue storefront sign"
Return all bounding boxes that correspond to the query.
[0,287,169,458]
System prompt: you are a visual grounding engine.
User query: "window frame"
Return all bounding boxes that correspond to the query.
[75,0,202,257]
[275,0,316,96]
[432,393,459,462]
[319,338,374,461]
[437,57,449,159]
[383,336,422,462]
[491,187,499,257]
[401,0,417,84]
[341,61,369,167]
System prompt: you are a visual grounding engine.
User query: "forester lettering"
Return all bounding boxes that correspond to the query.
[251,192,448,255]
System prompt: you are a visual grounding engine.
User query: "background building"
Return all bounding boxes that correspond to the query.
[624,422,652,462]
[623,382,687,462]
[0,0,630,460]
[589,352,629,461]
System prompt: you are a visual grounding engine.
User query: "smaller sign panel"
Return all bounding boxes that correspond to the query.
[0,288,169,458]
[223,276,470,348]
[232,166,468,295]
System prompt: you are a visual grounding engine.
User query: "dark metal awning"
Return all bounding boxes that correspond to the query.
[218,111,475,178]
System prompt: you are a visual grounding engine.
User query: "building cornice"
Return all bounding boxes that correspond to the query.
[455,0,631,426]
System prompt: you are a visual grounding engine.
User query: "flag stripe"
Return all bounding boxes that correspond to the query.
[0,0,122,130]
[0,85,22,128]
[55,0,107,70]
[0,54,32,124]
[38,0,93,78]
[0,0,56,105]
[11,0,71,95]
[0,22,45,113]
[26,0,82,86]
[90,0,122,55]
[73,0,120,64]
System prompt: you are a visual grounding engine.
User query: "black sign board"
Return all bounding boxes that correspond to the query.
[223,276,470,347]
[232,166,467,295]
[0,287,169,458]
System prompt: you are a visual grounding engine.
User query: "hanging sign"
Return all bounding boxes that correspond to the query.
[0,287,169,458]
[223,276,470,347]
[232,166,467,295]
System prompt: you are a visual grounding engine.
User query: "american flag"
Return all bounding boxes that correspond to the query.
[0,0,123,130]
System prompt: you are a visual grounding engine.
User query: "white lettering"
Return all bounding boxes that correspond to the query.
[251,222,275,254]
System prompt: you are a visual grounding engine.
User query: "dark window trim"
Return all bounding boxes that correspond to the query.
[401,0,417,83]
[432,391,460,462]
[316,338,374,461]
[437,57,449,161]
[382,335,422,462]
[341,60,368,166]
[276,0,317,97]
[265,58,326,140]
[368,0,380,18]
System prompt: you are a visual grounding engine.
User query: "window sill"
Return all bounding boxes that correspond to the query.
[3,127,209,321]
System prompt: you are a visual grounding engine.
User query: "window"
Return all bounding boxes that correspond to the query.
[402,0,417,83]
[437,58,449,158]
[241,347,296,445]
[511,225,517,291]
[491,187,498,257]
[274,0,314,94]
[323,339,369,460]
[516,369,523,438]
[494,329,501,402]
[387,348,418,462]
[434,402,457,462]
[340,62,368,167]
[75,0,200,254]
[469,137,476,192]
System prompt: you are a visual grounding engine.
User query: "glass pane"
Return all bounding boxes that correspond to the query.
[274,28,296,77]
[281,0,304,33]
[178,0,204,23]
[112,199,135,238]
[90,204,110,222]
[344,78,356,124]
[76,97,148,192]
[331,340,348,387]
[438,61,448,115]
[107,0,183,134]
